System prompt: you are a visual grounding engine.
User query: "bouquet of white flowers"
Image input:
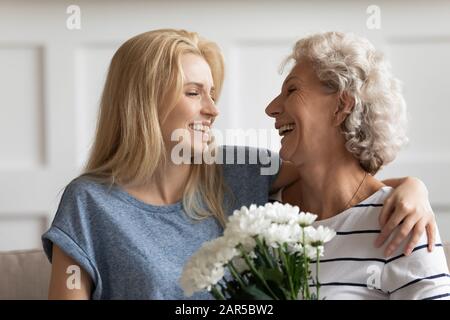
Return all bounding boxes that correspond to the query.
[180,202,336,300]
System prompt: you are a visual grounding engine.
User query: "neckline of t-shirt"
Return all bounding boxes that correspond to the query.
[111,184,184,213]
[313,186,393,225]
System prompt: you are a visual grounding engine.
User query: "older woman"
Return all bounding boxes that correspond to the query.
[267,32,450,299]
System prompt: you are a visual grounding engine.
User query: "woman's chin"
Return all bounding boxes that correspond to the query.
[279,145,292,162]
[279,139,301,163]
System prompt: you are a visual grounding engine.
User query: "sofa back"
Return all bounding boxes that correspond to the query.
[0,249,51,300]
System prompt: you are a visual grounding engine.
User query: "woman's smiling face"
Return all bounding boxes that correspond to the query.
[162,53,219,158]
[265,59,340,165]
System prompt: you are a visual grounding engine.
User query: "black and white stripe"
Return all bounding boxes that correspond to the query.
[305,187,450,300]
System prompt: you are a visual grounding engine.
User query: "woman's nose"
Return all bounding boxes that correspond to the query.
[202,96,219,117]
[265,95,282,118]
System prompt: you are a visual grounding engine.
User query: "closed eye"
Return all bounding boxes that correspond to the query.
[287,88,297,95]
[186,92,216,103]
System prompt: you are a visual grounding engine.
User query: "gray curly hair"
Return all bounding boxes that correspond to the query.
[283,32,408,174]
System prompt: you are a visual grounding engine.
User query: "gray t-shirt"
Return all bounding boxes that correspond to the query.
[42,146,280,299]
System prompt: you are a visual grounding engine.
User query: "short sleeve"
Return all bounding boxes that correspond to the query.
[41,179,100,289]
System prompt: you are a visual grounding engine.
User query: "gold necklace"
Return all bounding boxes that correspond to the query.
[342,171,368,211]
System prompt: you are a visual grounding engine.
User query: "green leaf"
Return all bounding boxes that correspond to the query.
[242,285,275,300]
[260,267,284,285]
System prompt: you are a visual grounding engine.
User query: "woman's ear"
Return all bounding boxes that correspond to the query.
[333,91,355,126]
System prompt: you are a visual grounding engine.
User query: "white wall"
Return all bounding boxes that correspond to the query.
[0,0,449,250]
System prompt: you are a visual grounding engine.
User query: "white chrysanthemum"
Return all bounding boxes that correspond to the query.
[180,262,225,297]
[179,236,239,296]
[305,225,336,246]
[225,204,318,250]
[179,202,335,297]
[303,244,324,259]
[262,202,301,225]
[211,237,239,263]
[298,212,318,227]
[230,256,250,273]
[227,210,271,237]
[287,242,303,254]
[262,223,303,248]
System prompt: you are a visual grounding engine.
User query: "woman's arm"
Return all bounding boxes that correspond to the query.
[48,245,92,300]
[376,177,436,257]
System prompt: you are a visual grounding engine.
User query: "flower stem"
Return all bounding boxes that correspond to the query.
[240,245,279,300]
[302,228,310,300]
[279,246,295,300]
[228,261,246,289]
[211,285,226,300]
[316,248,321,299]
[256,237,275,268]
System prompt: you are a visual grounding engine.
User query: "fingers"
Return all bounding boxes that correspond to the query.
[383,215,420,257]
[375,203,408,248]
[378,196,394,228]
[426,221,436,252]
[403,220,427,256]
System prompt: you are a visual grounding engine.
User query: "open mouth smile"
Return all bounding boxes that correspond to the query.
[278,123,295,136]
[188,122,211,133]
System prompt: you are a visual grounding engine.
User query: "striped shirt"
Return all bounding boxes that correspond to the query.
[274,186,450,300]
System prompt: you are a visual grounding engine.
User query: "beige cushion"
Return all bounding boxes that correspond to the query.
[0,249,51,300]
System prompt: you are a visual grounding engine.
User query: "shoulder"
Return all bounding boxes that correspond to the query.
[54,175,116,216]
[368,186,393,203]
[46,176,117,249]
[352,186,393,212]
[63,175,113,199]
[317,187,394,232]
[351,186,393,219]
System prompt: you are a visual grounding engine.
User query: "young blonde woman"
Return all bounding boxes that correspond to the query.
[42,29,436,300]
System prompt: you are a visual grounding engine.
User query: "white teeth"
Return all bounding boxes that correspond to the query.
[189,123,210,133]
[278,123,295,135]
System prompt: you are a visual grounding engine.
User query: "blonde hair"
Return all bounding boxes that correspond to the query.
[81,29,228,226]
[284,32,408,174]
